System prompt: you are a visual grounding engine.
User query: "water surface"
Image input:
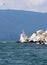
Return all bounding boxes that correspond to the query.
[0,42,47,65]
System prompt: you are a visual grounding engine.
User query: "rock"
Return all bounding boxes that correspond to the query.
[18,30,47,45]
[20,31,29,43]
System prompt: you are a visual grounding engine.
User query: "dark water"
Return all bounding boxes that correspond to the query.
[0,42,47,65]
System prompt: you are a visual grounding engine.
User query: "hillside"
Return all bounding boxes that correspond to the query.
[0,10,47,41]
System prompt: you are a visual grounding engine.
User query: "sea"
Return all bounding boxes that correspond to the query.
[0,41,47,65]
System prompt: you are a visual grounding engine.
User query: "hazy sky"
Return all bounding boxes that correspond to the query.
[0,0,47,12]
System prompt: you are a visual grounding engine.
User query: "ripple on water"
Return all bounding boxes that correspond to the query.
[0,42,47,65]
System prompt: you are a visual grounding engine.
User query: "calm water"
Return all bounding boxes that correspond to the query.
[0,42,47,65]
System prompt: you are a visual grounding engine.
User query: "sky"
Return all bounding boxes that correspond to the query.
[0,0,47,12]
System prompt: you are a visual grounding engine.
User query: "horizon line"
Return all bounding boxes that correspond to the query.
[0,9,47,14]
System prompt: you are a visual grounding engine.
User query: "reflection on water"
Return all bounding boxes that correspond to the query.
[0,42,47,65]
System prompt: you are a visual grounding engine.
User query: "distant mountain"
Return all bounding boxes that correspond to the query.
[0,10,47,41]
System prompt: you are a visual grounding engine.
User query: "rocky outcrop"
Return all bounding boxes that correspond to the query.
[29,30,47,44]
[19,30,47,44]
[19,31,29,43]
